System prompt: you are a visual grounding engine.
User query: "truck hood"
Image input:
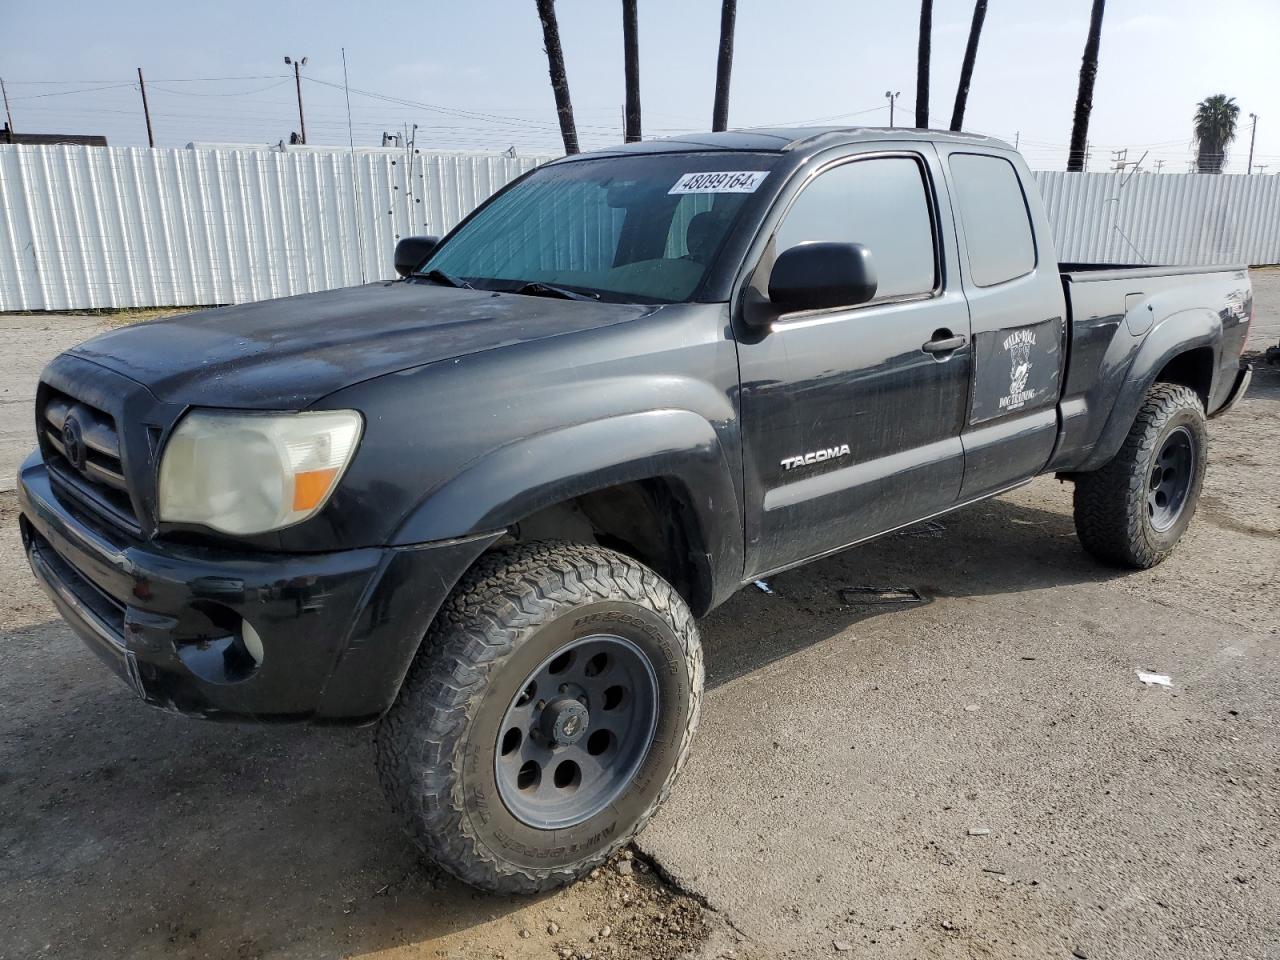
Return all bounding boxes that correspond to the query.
[69,281,653,408]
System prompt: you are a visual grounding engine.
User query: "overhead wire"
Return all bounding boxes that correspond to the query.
[147,80,294,97]
[3,74,1269,166]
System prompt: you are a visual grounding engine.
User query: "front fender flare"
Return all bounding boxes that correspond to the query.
[390,409,744,609]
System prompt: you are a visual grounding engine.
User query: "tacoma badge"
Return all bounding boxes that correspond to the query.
[780,444,852,471]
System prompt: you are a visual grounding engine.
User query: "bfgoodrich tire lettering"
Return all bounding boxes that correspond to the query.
[375,541,703,893]
[1073,382,1208,568]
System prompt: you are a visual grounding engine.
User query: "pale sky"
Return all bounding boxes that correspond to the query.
[3,0,1278,173]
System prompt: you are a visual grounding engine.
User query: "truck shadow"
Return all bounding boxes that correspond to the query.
[699,492,1117,690]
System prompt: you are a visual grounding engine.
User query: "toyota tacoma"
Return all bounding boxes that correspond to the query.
[18,128,1253,893]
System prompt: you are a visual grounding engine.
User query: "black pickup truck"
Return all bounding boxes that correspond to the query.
[19,128,1252,893]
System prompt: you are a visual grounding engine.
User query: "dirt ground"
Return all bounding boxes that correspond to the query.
[1,272,1277,960]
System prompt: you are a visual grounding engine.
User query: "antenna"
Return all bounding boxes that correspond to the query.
[341,47,367,285]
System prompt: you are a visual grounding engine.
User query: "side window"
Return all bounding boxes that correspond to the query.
[948,153,1036,287]
[774,156,937,301]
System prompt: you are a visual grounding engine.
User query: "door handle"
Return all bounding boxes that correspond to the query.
[922,331,967,354]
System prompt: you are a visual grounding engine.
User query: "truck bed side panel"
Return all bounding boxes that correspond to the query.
[1048,266,1251,472]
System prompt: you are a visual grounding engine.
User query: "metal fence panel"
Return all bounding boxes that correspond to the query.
[1032,170,1280,266]
[3,144,1280,313]
[0,144,551,311]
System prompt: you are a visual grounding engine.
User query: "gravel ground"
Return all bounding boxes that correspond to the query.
[1,270,1277,960]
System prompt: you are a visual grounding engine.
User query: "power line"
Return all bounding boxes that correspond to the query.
[10,82,138,101]
[302,75,623,136]
[147,80,292,97]
[4,75,290,85]
[756,103,887,127]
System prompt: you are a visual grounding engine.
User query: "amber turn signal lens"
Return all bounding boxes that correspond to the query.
[292,467,340,512]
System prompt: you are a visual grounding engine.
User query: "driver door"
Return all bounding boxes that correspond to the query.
[736,148,972,578]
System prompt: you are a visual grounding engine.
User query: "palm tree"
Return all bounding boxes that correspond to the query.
[1067,0,1106,171]
[622,0,641,142]
[535,0,579,155]
[949,0,987,131]
[915,0,932,128]
[712,0,736,132]
[1193,95,1240,173]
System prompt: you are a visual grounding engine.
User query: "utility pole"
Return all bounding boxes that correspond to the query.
[1,77,14,135]
[1247,113,1258,175]
[711,0,736,132]
[284,55,308,144]
[1255,164,1268,175]
[137,68,155,147]
[621,0,641,142]
[885,90,900,128]
[1154,159,1165,173]
[1014,130,1020,149]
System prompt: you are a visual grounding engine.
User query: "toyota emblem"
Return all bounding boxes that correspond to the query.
[61,415,87,471]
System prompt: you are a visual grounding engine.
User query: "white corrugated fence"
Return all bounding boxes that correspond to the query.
[0,144,552,311]
[2,143,1278,312]
[1033,170,1280,266]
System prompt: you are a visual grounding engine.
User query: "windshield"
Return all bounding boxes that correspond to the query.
[420,153,777,303]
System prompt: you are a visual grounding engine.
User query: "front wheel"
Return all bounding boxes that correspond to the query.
[375,541,703,893]
[1073,382,1208,568]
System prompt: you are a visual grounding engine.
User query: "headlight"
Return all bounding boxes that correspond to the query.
[158,410,363,535]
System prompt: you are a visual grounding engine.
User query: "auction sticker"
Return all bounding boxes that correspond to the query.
[669,171,769,194]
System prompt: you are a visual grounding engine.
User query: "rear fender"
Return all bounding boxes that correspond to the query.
[391,409,744,610]
[1077,307,1220,472]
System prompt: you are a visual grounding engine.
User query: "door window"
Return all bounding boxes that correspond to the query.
[774,156,937,301]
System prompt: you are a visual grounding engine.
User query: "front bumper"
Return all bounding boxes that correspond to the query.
[18,457,499,723]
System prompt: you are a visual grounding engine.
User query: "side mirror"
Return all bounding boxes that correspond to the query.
[768,241,877,312]
[394,235,440,278]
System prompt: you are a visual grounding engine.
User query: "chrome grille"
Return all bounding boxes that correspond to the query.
[40,388,140,533]
[44,394,127,490]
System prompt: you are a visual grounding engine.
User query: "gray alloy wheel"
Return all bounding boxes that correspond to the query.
[375,540,703,894]
[495,633,660,830]
[1146,425,1196,532]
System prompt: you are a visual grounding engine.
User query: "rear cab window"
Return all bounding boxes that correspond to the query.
[947,153,1037,286]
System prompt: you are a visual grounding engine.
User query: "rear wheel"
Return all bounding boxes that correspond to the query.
[1073,382,1208,568]
[375,541,702,893]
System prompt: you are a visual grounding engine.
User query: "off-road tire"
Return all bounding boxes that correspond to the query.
[1073,382,1208,568]
[374,540,703,894]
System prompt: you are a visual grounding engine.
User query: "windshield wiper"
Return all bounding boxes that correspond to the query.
[514,281,600,302]
[416,268,473,289]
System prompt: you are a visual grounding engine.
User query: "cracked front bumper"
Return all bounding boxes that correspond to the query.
[18,456,499,723]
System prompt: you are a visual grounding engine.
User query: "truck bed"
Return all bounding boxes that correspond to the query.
[1059,262,1248,280]
[1049,262,1253,474]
